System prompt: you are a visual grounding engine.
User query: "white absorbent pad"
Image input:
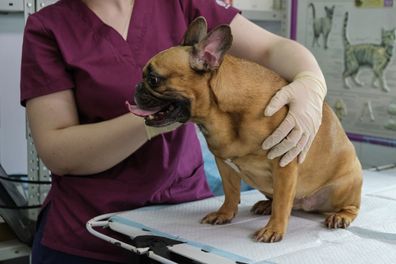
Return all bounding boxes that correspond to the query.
[105,170,396,264]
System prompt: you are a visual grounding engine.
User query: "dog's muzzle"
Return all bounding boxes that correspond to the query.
[134,82,165,109]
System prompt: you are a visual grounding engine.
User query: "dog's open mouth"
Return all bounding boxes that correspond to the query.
[125,101,184,127]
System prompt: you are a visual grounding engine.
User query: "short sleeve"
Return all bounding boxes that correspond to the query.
[20,15,74,106]
[180,0,240,31]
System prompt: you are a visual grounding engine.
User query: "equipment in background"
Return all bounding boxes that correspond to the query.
[0,164,36,246]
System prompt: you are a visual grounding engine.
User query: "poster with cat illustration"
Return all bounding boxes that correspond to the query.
[295,0,396,145]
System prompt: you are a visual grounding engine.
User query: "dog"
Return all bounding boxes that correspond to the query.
[127,17,363,243]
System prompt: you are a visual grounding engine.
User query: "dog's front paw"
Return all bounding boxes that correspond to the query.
[200,211,235,225]
[254,226,284,243]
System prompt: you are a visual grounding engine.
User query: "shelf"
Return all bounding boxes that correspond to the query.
[0,240,30,261]
[0,1,24,12]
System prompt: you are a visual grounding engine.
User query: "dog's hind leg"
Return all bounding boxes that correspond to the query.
[325,206,359,229]
[322,168,362,229]
[251,193,273,215]
[251,199,272,215]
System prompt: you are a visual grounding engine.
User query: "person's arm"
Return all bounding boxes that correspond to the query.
[229,14,327,166]
[229,14,324,80]
[26,90,148,176]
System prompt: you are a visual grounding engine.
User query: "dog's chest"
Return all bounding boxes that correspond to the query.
[223,159,241,173]
[223,156,274,193]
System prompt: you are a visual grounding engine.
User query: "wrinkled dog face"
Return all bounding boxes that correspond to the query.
[132,47,195,127]
[128,17,233,127]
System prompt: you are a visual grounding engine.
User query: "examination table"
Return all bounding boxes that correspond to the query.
[87,169,396,264]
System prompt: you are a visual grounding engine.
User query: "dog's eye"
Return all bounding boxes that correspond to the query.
[147,73,161,87]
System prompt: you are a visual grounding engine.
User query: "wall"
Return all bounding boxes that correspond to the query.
[0,10,394,176]
[0,13,27,175]
[353,142,396,169]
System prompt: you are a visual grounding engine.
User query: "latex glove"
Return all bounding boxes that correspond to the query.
[262,71,327,167]
[145,122,182,140]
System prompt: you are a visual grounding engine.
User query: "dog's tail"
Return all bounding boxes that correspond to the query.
[343,12,350,48]
[309,3,316,20]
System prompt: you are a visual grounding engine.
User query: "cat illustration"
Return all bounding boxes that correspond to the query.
[309,3,335,49]
[334,98,348,121]
[342,12,396,92]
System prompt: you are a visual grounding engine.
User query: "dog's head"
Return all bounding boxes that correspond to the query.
[127,17,233,127]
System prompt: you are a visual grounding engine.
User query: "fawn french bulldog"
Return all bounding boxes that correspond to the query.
[127,17,362,242]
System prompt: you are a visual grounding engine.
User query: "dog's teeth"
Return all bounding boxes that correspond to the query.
[148,115,154,120]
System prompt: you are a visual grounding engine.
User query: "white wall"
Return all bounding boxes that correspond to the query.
[0,13,27,175]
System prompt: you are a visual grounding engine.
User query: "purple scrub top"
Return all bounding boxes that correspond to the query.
[20,0,239,262]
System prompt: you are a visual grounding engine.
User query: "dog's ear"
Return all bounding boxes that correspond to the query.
[182,16,208,46]
[189,25,233,71]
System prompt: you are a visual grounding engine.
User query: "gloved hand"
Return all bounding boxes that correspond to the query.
[262,71,327,167]
[145,122,182,140]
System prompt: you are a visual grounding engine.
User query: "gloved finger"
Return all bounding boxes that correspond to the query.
[298,135,314,164]
[160,122,182,133]
[267,127,302,160]
[264,88,291,116]
[262,114,295,150]
[145,122,182,140]
[279,133,309,167]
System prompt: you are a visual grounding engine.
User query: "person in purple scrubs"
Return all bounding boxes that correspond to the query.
[21,0,327,263]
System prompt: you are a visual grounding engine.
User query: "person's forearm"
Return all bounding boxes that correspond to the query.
[38,114,147,176]
[262,38,325,82]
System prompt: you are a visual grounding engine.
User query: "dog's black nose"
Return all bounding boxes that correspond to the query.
[134,82,162,108]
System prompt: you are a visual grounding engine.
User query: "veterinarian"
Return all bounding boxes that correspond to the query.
[20,0,327,263]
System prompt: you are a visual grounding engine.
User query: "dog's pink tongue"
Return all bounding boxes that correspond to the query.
[125,101,160,117]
